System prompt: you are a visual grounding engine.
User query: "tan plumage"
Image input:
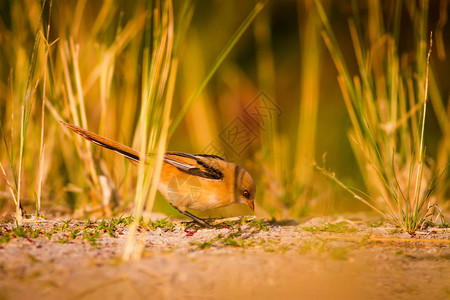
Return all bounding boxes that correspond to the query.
[60,121,256,226]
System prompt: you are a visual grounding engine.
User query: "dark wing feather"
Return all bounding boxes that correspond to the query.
[164,152,224,180]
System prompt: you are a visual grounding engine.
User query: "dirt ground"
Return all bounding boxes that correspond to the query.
[0,215,449,300]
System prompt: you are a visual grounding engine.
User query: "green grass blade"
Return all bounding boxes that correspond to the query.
[169,1,265,137]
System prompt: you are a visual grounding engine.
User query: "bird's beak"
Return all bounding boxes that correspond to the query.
[246,199,255,211]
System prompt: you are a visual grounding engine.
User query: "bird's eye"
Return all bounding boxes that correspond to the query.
[243,190,250,199]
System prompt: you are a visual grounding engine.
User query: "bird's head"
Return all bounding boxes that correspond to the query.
[236,167,256,211]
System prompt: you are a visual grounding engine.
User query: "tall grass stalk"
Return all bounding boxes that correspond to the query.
[315,0,446,232]
[168,1,266,137]
[0,1,47,223]
[60,39,101,193]
[252,6,284,216]
[123,0,182,260]
[428,64,450,200]
[37,1,55,217]
[255,0,324,218]
[18,42,42,222]
[293,0,322,213]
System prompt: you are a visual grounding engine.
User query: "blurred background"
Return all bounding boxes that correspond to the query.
[0,0,448,222]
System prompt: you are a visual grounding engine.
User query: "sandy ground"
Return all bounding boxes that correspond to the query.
[0,216,449,300]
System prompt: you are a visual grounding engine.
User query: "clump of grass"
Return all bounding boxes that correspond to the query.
[315,0,448,232]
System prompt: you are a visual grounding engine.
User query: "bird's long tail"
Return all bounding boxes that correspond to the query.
[60,121,140,163]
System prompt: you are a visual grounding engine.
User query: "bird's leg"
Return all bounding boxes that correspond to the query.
[182,210,212,228]
[170,200,212,228]
[171,204,211,227]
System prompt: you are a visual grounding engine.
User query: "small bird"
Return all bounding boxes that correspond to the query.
[60,121,256,227]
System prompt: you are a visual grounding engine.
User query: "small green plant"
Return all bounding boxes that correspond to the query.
[84,219,95,229]
[192,239,216,250]
[221,220,240,227]
[0,230,11,244]
[28,228,41,239]
[191,234,223,249]
[69,229,81,240]
[146,218,175,231]
[222,238,246,248]
[43,229,53,240]
[367,219,385,228]
[12,225,27,238]
[360,234,371,246]
[191,229,252,250]
[246,219,271,232]
[116,216,133,226]
[301,222,357,233]
[61,219,71,231]
[98,219,119,237]
[221,229,248,248]
[82,229,101,247]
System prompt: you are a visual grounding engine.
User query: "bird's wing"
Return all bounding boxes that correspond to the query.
[164,152,224,180]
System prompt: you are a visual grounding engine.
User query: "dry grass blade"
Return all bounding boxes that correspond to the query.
[0,162,18,207]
